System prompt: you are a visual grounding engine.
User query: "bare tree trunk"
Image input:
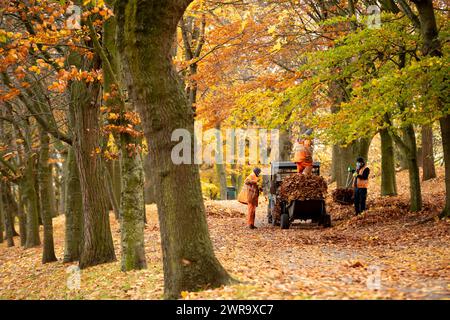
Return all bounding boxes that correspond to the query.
[421,125,436,180]
[143,154,156,204]
[380,128,397,196]
[38,131,57,263]
[63,147,83,262]
[24,154,41,248]
[17,184,27,246]
[70,76,116,268]
[120,135,147,271]
[116,0,231,298]
[411,0,448,216]
[0,183,14,247]
[403,125,422,211]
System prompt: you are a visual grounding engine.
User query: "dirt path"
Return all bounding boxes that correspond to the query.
[198,200,449,300]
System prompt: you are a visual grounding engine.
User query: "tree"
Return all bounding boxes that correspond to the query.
[116,0,231,298]
[38,130,57,263]
[410,0,450,216]
[421,125,436,180]
[0,182,14,247]
[63,147,83,263]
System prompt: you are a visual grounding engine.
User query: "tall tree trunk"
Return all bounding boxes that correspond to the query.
[440,117,450,217]
[3,184,20,238]
[216,163,227,200]
[403,125,422,211]
[0,199,3,243]
[112,159,122,215]
[100,1,147,270]
[17,184,27,246]
[24,154,41,248]
[71,82,116,268]
[0,184,20,243]
[116,0,231,298]
[396,143,409,170]
[56,150,68,215]
[411,0,448,216]
[0,183,14,247]
[421,125,436,180]
[380,129,397,196]
[38,131,57,263]
[104,161,121,221]
[143,154,156,204]
[120,136,147,271]
[63,147,83,262]
[215,125,227,200]
[66,18,116,267]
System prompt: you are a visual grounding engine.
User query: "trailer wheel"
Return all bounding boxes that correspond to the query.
[280,213,290,229]
[322,214,331,228]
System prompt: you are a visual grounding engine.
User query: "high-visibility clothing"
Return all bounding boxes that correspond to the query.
[247,203,256,226]
[355,165,369,188]
[293,139,313,163]
[296,161,313,174]
[244,172,259,207]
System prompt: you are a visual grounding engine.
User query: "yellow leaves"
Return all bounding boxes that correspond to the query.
[28,65,41,74]
[271,38,282,53]
[108,112,119,121]
[267,25,277,35]
[181,291,189,299]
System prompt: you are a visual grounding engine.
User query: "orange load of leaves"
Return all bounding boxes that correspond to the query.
[279,174,328,202]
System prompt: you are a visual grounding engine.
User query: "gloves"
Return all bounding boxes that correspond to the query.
[353,172,358,178]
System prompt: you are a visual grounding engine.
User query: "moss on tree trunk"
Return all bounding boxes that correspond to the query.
[63,147,83,262]
[116,0,231,298]
[120,136,147,271]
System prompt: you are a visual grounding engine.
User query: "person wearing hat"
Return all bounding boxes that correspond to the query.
[244,167,261,229]
[353,157,370,215]
[292,129,313,174]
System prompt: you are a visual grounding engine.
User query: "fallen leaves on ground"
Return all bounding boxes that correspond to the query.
[0,170,449,300]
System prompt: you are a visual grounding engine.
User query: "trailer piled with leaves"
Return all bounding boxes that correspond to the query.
[279,174,328,202]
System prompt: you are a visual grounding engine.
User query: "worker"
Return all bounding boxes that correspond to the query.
[353,157,370,215]
[244,167,261,229]
[292,128,313,174]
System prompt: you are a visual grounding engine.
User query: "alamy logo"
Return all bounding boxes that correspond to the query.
[367,5,381,29]
[66,265,81,290]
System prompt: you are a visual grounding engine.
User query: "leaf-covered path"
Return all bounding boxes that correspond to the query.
[1,171,449,300]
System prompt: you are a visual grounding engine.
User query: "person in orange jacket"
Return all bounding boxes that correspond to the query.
[292,129,313,174]
[244,167,261,229]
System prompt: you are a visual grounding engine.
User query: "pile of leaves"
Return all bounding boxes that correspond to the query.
[280,174,327,202]
[272,195,282,222]
[332,188,354,205]
[205,203,244,218]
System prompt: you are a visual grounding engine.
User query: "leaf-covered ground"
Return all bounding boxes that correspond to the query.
[0,169,449,300]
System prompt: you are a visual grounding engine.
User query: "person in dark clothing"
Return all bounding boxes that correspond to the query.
[353,157,370,215]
